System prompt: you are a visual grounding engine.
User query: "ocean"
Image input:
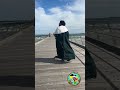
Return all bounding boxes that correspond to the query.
[69,33,85,46]
[35,33,85,46]
[35,35,48,42]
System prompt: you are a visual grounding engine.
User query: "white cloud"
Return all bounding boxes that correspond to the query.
[49,7,62,14]
[35,0,85,34]
[66,0,85,13]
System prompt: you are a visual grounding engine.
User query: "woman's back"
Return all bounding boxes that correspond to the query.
[54,26,68,34]
[54,20,75,61]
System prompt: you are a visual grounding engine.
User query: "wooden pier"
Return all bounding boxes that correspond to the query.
[35,36,85,90]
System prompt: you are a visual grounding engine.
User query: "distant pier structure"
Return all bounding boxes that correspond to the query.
[48,33,53,37]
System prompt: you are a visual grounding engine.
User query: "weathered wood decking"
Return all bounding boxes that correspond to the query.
[35,36,85,90]
[86,41,120,90]
[0,26,34,90]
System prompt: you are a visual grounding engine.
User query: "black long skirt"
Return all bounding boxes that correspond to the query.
[85,48,97,80]
[55,31,75,61]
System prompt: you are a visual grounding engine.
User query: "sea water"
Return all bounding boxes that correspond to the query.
[35,35,48,43]
[35,33,85,46]
[69,33,85,46]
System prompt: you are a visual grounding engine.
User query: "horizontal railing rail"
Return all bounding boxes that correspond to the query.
[86,19,120,48]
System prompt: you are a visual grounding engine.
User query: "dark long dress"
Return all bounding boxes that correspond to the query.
[85,48,97,80]
[55,31,75,61]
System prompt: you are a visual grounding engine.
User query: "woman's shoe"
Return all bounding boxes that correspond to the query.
[64,60,71,63]
[61,59,64,61]
[54,56,59,58]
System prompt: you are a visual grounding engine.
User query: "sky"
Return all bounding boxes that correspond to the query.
[35,0,85,35]
[86,0,120,18]
[0,0,34,21]
[0,0,119,34]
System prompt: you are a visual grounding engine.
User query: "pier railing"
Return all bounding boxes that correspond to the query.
[69,35,85,47]
[86,17,120,48]
[0,20,34,41]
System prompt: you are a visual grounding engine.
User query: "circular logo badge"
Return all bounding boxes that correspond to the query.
[67,72,81,86]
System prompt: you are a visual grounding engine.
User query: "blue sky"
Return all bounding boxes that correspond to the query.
[35,0,74,10]
[35,0,85,35]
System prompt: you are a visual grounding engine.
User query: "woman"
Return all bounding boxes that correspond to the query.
[54,20,75,62]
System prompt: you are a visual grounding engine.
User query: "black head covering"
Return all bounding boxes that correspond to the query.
[59,20,66,26]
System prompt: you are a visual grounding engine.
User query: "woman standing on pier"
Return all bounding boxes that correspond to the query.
[54,20,75,62]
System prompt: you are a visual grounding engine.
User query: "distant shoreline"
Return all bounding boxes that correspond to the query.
[35,33,85,37]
